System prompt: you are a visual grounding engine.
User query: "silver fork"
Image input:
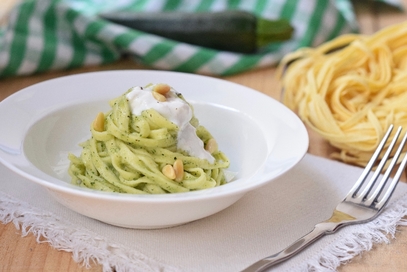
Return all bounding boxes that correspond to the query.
[242,125,407,272]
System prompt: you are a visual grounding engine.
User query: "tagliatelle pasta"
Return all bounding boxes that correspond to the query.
[278,21,407,168]
[68,84,230,194]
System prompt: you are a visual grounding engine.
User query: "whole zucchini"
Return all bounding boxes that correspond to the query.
[99,10,294,54]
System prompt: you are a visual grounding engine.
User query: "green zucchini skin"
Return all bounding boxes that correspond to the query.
[100,10,292,54]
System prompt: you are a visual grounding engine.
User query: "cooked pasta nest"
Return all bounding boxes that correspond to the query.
[278,21,407,168]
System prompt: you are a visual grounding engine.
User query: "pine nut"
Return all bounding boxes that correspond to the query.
[152,91,167,102]
[93,112,105,132]
[205,138,218,154]
[153,83,171,95]
[162,164,176,180]
[173,159,184,182]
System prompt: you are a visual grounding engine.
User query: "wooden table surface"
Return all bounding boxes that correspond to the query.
[1,1,407,271]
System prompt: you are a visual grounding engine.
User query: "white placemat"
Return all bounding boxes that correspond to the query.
[1,153,407,272]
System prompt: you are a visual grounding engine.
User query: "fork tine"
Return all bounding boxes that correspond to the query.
[363,126,404,206]
[358,126,403,202]
[345,125,394,200]
[374,130,407,210]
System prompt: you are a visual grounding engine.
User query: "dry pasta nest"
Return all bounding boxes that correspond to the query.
[278,22,407,169]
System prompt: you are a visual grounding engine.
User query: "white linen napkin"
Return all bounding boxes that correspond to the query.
[1,153,407,272]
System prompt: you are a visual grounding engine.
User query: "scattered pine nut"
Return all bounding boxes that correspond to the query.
[205,138,218,154]
[162,164,176,180]
[153,83,171,95]
[93,112,105,132]
[152,91,167,102]
[173,159,184,182]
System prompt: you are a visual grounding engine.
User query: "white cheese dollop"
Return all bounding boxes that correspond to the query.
[126,85,215,163]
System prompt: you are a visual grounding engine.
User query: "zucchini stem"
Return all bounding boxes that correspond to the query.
[256,18,294,48]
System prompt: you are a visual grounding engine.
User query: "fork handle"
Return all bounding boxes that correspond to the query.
[241,222,336,271]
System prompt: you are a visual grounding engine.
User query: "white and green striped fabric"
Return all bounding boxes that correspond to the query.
[0,0,402,78]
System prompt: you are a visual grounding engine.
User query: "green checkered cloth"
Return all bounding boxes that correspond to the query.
[0,0,402,78]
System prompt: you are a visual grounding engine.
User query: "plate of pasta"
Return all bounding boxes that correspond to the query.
[0,70,308,229]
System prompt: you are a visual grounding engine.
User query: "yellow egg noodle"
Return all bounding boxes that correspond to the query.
[278,21,407,168]
[68,84,230,194]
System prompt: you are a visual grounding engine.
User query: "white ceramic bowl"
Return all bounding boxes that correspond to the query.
[0,70,308,229]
